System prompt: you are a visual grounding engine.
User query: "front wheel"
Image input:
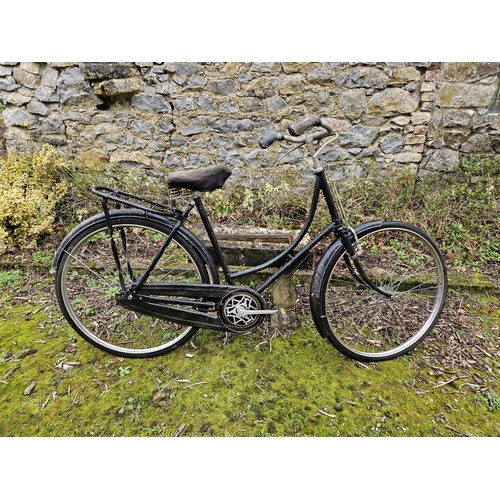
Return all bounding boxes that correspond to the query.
[54,211,212,358]
[310,221,447,362]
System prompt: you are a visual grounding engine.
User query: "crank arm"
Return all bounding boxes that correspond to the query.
[237,308,278,316]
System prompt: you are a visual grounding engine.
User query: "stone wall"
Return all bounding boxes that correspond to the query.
[1,62,499,187]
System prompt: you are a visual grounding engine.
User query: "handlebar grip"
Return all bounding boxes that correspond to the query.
[287,116,322,136]
[258,132,281,149]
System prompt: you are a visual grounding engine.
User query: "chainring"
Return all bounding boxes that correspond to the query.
[218,289,266,333]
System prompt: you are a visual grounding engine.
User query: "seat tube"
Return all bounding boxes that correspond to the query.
[195,197,235,284]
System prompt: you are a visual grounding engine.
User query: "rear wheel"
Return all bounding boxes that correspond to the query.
[55,212,211,358]
[311,222,447,362]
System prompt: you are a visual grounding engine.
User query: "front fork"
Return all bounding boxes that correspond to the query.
[308,145,393,300]
[337,226,392,299]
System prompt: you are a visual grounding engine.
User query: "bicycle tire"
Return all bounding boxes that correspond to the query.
[54,210,213,358]
[310,221,447,362]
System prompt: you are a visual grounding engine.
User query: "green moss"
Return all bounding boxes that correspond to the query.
[1,270,499,437]
[0,268,23,287]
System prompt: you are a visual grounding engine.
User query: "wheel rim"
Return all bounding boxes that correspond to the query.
[324,226,447,360]
[58,222,206,356]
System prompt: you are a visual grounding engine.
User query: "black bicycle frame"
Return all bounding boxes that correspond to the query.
[103,154,389,318]
[196,169,346,293]
[123,169,343,297]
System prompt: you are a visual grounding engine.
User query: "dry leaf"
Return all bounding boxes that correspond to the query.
[55,361,80,371]
[24,381,36,396]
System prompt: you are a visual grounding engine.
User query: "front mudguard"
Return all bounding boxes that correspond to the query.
[310,220,384,338]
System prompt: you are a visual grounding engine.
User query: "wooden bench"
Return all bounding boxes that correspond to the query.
[194,224,312,268]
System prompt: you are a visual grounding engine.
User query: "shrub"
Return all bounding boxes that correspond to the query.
[0,144,68,249]
[59,157,178,226]
[204,181,307,229]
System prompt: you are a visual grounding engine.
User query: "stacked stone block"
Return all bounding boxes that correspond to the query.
[0,62,498,187]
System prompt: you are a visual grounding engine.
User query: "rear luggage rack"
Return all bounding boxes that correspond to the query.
[92,186,183,219]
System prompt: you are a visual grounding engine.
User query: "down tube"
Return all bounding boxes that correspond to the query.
[255,222,337,294]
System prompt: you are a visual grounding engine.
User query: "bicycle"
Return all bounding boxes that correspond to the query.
[53,115,448,362]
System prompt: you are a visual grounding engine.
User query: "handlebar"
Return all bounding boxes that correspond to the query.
[258,116,333,149]
[287,116,322,136]
[258,132,283,149]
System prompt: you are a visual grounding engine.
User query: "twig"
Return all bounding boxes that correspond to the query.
[37,397,50,413]
[428,365,456,375]
[433,376,459,388]
[444,424,470,437]
[221,374,231,387]
[317,408,336,419]
[173,423,186,437]
[64,391,80,412]
[475,345,494,358]
[0,365,20,383]
[353,361,370,369]
[185,381,206,390]
[46,363,64,374]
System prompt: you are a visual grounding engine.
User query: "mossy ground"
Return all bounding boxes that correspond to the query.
[1,264,498,438]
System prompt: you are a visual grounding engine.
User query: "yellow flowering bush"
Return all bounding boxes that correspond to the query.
[0,144,68,249]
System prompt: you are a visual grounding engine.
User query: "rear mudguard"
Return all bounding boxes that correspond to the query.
[310,220,384,337]
[52,209,220,284]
